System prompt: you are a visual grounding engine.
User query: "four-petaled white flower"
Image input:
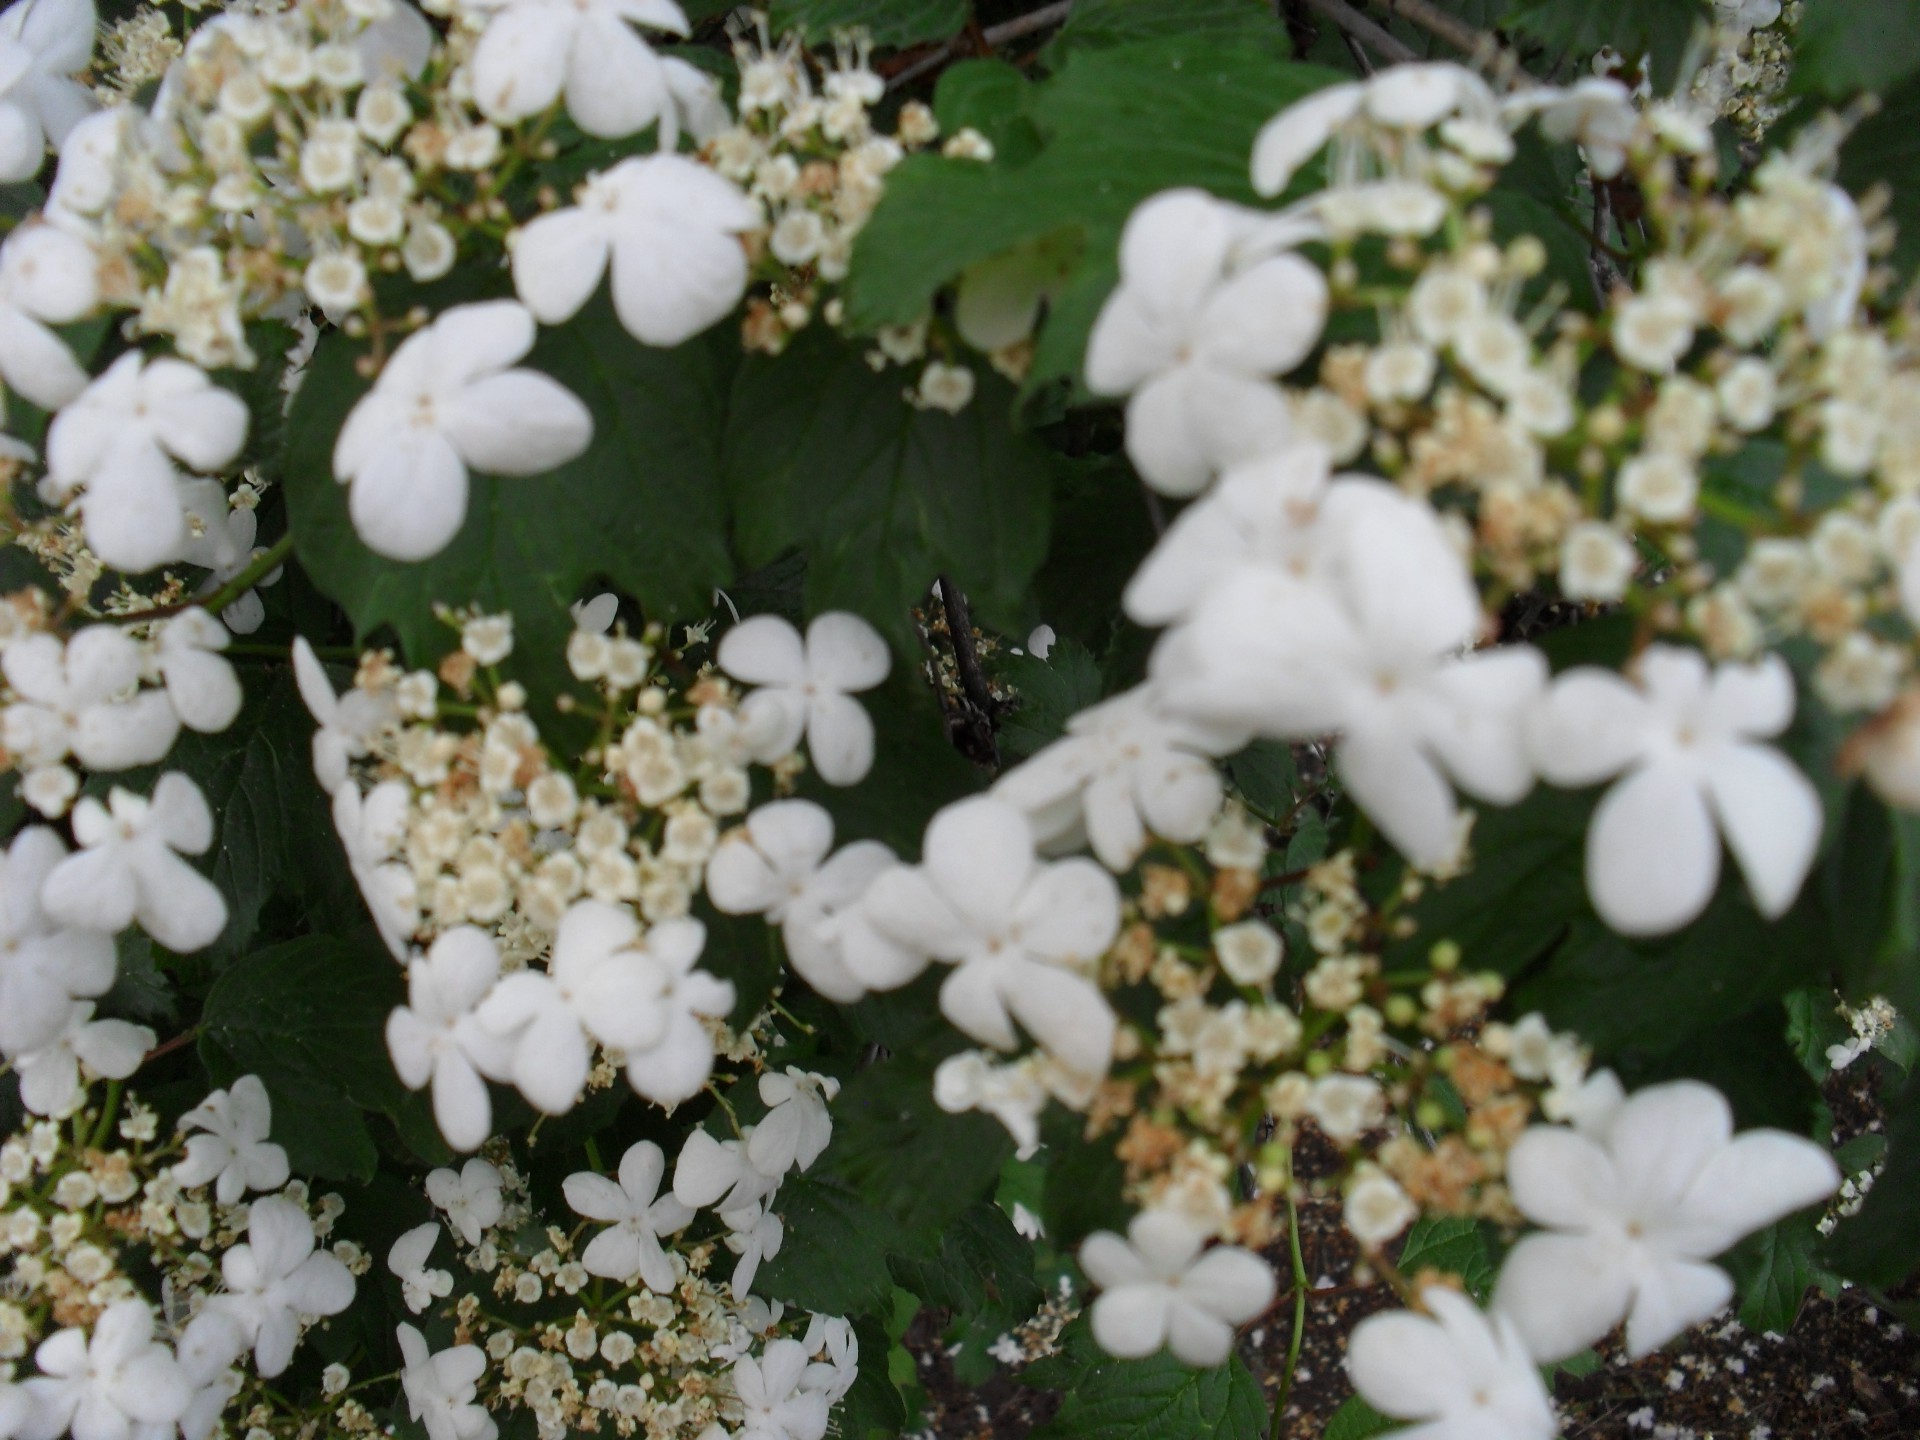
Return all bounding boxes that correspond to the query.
[203,1196,355,1377]
[0,221,97,410]
[387,1222,454,1315]
[294,637,398,795]
[152,610,242,735]
[563,1139,694,1291]
[331,299,592,562]
[1528,646,1822,936]
[172,1074,290,1205]
[2,627,180,775]
[0,826,114,1060]
[469,0,688,139]
[1491,1079,1840,1363]
[993,685,1240,872]
[703,799,908,1002]
[858,797,1120,1076]
[731,1337,831,1440]
[1085,189,1327,495]
[333,780,419,959]
[386,927,516,1152]
[14,1000,151,1116]
[0,0,97,183]
[42,773,227,951]
[1080,1209,1276,1367]
[24,1300,190,1440]
[723,1199,784,1297]
[747,1068,839,1178]
[716,612,891,786]
[426,1158,504,1246]
[1346,1286,1557,1440]
[616,916,735,1106]
[42,352,248,574]
[396,1323,497,1440]
[511,153,759,347]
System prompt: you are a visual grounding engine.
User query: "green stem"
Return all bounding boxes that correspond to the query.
[88,1081,123,1151]
[205,534,294,617]
[1269,1183,1311,1440]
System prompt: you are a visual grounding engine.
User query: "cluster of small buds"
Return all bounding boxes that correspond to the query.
[1822,993,1901,1072]
[1692,0,1798,140]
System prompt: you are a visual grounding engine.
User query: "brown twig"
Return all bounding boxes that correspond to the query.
[937,574,1000,767]
[1291,0,1420,67]
[886,0,1076,92]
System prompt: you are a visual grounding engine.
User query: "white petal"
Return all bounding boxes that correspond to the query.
[563,11,667,139]
[1338,724,1461,869]
[1251,83,1363,195]
[442,370,592,476]
[510,209,610,325]
[610,218,748,347]
[348,432,470,563]
[1345,1307,1470,1419]
[1194,254,1327,376]
[1703,742,1821,919]
[1527,668,1655,786]
[1586,762,1720,936]
[804,691,874,787]
[1490,1230,1634,1363]
[718,615,806,686]
[1621,1257,1733,1359]
[1089,1286,1171,1359]
[469,6,573,123]
[1505,1125,1620,1231]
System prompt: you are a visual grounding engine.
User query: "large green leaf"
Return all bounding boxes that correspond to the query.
[844,38,1339,395]
[724,327,1056,648]
[1792,0,1920,97]
[1030,1347,1267,1440]
[996,638,1104,762]
[198,935,407,1182]
[757,1176,906,1315]
[768,0,967,47]
[890,1200,1043,1382]
[1041,0,1290,59]
[283,296,738,702]
[1395,1215,1496,1301]
[1725,1216,1837,1334]
[1503,0,1708,92]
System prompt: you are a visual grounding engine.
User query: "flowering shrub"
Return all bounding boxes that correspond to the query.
[0,1,1911,1438]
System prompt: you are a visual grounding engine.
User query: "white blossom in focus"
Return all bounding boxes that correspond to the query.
[0,0,97,183]
[747,1068,839,1178]
[731,1338,830,1440]
[859,797,1120,1076]
[204,1196,355,1377]
[1492,1079,1840,1362]
[512,153,758,347]
[386,927,517,1152]
[563,1140,694,1292]
[293,637,398,794]
[1528,646,1821,935]
[396,1323,497,1440]
[172,1074,290,1205]
[42,352,248,574]
[23,1300,190,1440]
[1085,189,1326,495]
[717,612,890,786]
[1346,1286,1557,1440]
[673,1129,781,1216]
[1080,1209,1276,1366]
[331,300,592,562]
[387,1223,453,1315]
[42,773,227,951]
[0,222,97,410]
[426,1158,504,1246]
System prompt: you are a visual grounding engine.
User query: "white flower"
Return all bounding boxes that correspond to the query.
[704,800,908,1001]
[1347,1286,1556,1440]
[1528,646,1821,935]
[469,0,690,140]
[1085,189,1326,495]
[172,1075,290,1205]
[0,826,114,1059]
[23,1301,190,1440]
[1213,920,1283,987]
[933,1050,1046,1158]
[859,797,1120,1075]
[181,494,279,635]
[1306,1073,1384,1143]
[2,627,179,774]
[0,0,96,183]
[747,1068,839,1178]
[511,152,756,347]
[396,1323,497,1440]
[993,685,1238,871]
[1080,1210,1275,1366]
[616,917,734,1106]
[1512,76,1639,178]
[572,592,618,634]
[153,609,242,734]
[205,1197,355,1376]
[1617,451,1697,523]
[293,637,397,794]
[716,612,890,786]
[1560,521,1637,602]
[14,1001,151,1116]
[333,780,418,959]
[331,300,592,562]
[724,1201,783,1297]
[0,222,96,410]
[42,352,249,574]
[564,1140,694,1292]
[43,773,227,951]
[732,1338,830,1440]
[1492,1079,1840,1362]
[1250,81,1363,196]
[426,1158,504,1246]
[674,1128,783,1221]
[387,1222,453,1314]
[1343,1166,1417,1246]
[386,927,517,1151]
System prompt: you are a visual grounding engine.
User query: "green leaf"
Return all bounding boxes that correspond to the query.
[1321,1396,1395,1440]
[758,1176,905,1315]
[1224,740,1299,820]
[1624,1007,1821,1132]
[815,1050,1014,1243]
[767,0,968,47]
[724,328,1056,649]
[1725,1217,1836,1334]
[1030,459,1160,654]
[1784,987,1853,1080]
[1793,0,1920,97]
[890,1201,1043,1382]
[834,1316,909,1440]
[1042,0,1290,58]
[1503,0,1709,93]
[997,637,1104,761]
[1394,1215,1496,1301]
[845,39,1340,395]
[1030,1350,1267,1440]
[198,935,406,1182]
[1824,1067,1920,1285]
[1841,76,1920,278]
[284,296,737,704]
[1040,1109,1130,1246]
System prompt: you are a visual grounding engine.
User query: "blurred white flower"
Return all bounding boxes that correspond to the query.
[0,826,114,1059]
[0,222,96,410]
[153,609,242,734]
[1347,1286,1556,1440]
[0,0,97,182]
[387,1223,453,1315]
[293,637,398,795]
[43,773,227,951]
[333,779,418,959]
[1080,1209,1275,1366]
[3,627,179,774]
[23,1300,190,1440]
[469,0,690,140]
[386,927,516,1152]
[206,1196,355,1376]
